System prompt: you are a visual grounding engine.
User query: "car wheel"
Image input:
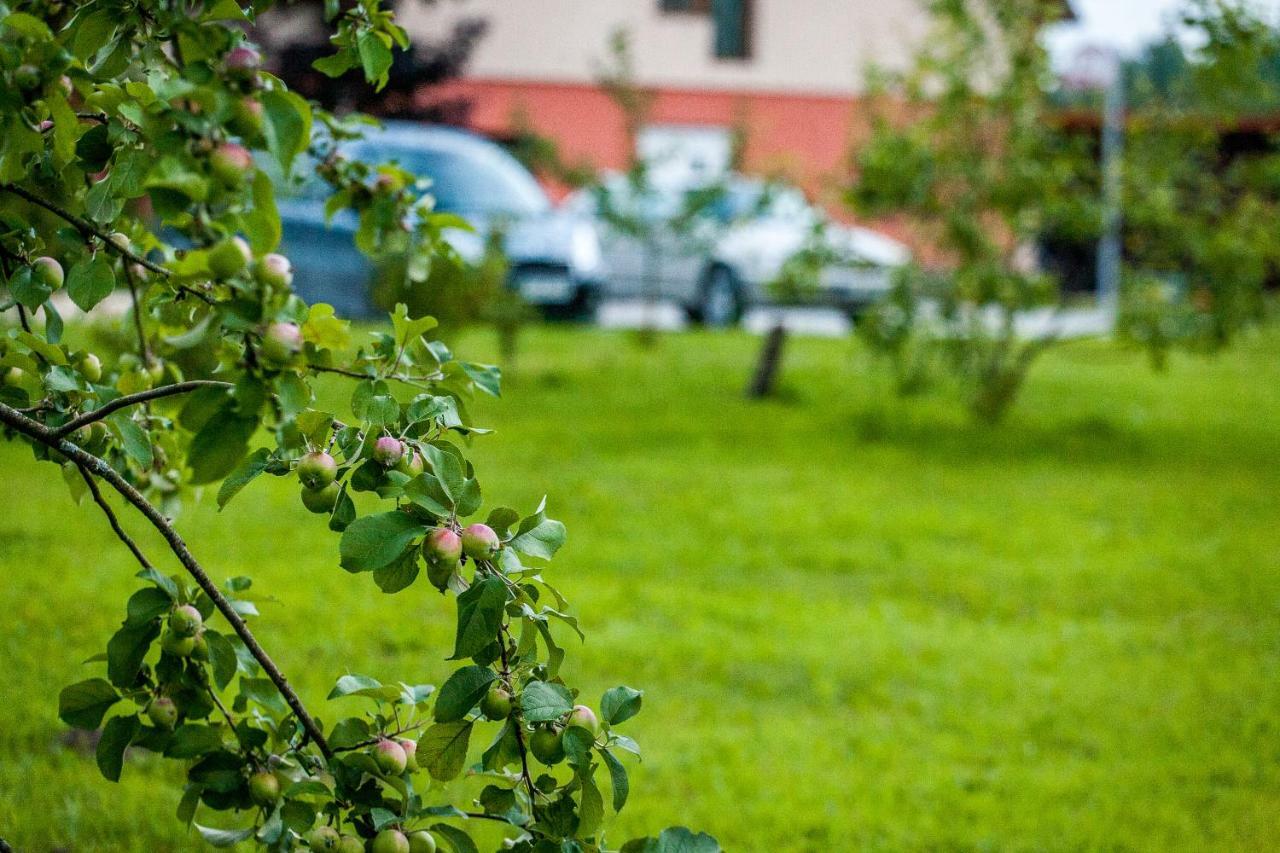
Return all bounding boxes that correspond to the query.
[700,267,742,329]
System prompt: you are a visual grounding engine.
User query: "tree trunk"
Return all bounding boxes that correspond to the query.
[746,323,787,399]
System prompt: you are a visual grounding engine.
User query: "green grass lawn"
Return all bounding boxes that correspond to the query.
[2,324,1279,851]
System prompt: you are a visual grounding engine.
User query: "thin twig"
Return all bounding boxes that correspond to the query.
[121,262,153,367]
[77,465,153,570]
[53,380,232,437]
[0,401,331,757]
[330,721,429,754]
[0,184,170,277]
[499,618,540,819]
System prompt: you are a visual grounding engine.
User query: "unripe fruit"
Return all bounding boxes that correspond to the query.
[301,481,340,515]
[148,697,178,729]
[297,451,337,490]
[397,738,419,772]
[226,45,261,72]
[14,64,41,91]
[230,96,264,138]
[373,738,407,775]
[422,528,462,565]
[191,631,209,661]
[529,726,565,765]
[32,256,64,289]
[78,353,102,383]
[372,436,404,467]
[108,232,131,253]
[208,236,251,279]
[211,142,253,186]
[394,450,424,477]
[169,604,203,637]
[307,826,342,850]
[260,322,303,367]
[3,367,25,388]
[480,685,512,721]
[248,770,281,806]
[372,830,410,853]
[567,704,600,736]
[426,558,454,592]
[461,524,500,562]
[374,173,405,194]
[161,630,196,657]
[256,253,293,289]
[407,830,437,853]
[337,837,364,853]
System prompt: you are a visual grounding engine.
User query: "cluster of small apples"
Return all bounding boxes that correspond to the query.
[295,436,429,517]
[143,604,207,730]
[304,824,438,853]
[529,705,601,767]
[420,521,500,590]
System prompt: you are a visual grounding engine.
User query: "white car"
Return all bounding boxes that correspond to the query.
[569,174,910,326]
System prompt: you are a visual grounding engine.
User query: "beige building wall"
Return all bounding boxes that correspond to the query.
[397,0,933,95]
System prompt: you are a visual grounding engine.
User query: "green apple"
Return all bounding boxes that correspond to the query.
[32,256,63,289]
[230,96,264,138]
[161,630,196,657]
[529,726,565,765]
[307,826,342,850]
[566,704,599,736]
[78,353,102,383]
[301,481,340,515]
[373,738,407,775]
[168,604,203,637]
[394,449,424,477]
[371,829,410,853]
[14,64,41,91]
[210,142,253,186]
[208,236,251,279]
[461,523,500,562]
[3,367,25,388]
[147,697,178,729]
[397,737,419,771]
[407,830,437,853]
[248,770,281,806]
[260,322,303,367]
[255,253,293,289]
[480,684,512,721]
[297,451,337,490]
[336,837,364,853]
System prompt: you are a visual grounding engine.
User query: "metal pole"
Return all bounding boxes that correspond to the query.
[1096,62,1125,327]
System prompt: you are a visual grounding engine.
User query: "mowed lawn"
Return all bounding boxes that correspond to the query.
[2,323,1279,851]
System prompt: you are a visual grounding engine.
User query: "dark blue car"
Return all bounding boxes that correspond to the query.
[275,122,606,319]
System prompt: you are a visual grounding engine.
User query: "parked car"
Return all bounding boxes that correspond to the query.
[274,122,606,319]
[568,174,911,326]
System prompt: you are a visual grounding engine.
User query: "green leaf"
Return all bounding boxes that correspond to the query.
[261,90,311,174]
[313,50,356,77]
[107,620,160,687]
[59,679,120,729]
[601,748,629,812]
[429,823,481,853]
[125,586,173,626]
[109,414,153,469]
[433,665,497,723]
[373,548,420,593]
[96,714,140,781]
[204,0,247,21]
[216,447,271,510]
[519,681,573,723]
[461,362,502,397]
[510,516,567,561]
[164,724,225,759]
[357,30,393,88]
[562,725,594,768]
[450,576,507,660]
[194,824,256,848]
[339,512,424,573]
[327,674,402,702]
[239,677,289,715]
[243,168,282,255]
[650,828,722,853]
[601,687,643,726]
[204,630,238,690]
[328,717,371,749]
[420,720,473,781]
[8,266,50,311]
[65,256,117,312]
[578,771,605,839]
[188,407,257,485]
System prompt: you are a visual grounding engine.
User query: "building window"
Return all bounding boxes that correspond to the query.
[712,0,752,59]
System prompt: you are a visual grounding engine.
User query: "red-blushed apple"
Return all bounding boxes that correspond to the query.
[566,704,600,736]
[422,528,462,565]
[208,236,251,279]
[394,449,424,477]
[147,696,178,729]
[248,770,281,806]
[480,684,513,721]
[372,436,405,467]
[397,737,419,772]
[301,481,340,515]
[32,256,63,289]
[256,253,293,289]
[226,45,261,71]
[529,726,565,765]
[307,826,341,851]
[169,604,203,637]
[230,96,264,138]
[373,738,407,775]
[407,830,437,853]
[461,523,500,561]
[211,142,253,186]
[297,451,337,490]
[371,830,410,853]
[261,322,303,367]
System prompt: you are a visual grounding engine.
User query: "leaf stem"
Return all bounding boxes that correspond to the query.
[53,380,233,437]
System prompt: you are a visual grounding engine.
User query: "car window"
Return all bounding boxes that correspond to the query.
[352,141,550,217]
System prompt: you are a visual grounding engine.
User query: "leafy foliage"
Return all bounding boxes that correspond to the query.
[0,0,717,849]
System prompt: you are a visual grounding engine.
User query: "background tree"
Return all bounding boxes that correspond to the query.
[850,0,1097,422]
[0,1,718,850]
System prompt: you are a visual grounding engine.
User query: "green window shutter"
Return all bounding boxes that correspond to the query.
[712,0,750,59]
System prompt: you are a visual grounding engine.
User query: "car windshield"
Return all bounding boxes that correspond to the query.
[352,141,550,218]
